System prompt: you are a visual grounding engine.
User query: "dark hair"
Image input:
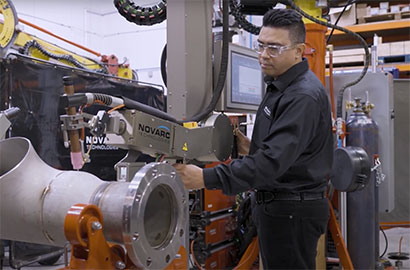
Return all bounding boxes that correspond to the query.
[262,9,306,45]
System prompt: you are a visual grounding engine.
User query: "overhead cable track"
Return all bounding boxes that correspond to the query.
[21,40,107,73]
[113,0,167,26]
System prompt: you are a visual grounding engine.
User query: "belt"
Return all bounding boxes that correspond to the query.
[255,191,326,204]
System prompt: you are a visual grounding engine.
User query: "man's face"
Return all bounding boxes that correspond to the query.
[257,26,304,79]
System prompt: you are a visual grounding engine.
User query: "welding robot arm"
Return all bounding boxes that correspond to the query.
[60,90,234,168]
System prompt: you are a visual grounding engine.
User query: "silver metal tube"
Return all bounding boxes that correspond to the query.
[371,45,378,73]
[340,191,348,246]
[0,137,187,269]
[91,181,130,243]
[41,171,104,245]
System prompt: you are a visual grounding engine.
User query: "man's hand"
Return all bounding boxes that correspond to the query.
[235,127,251,156]
[172,163,205,190]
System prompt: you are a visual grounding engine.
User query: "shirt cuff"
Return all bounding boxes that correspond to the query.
[203,168,223,190]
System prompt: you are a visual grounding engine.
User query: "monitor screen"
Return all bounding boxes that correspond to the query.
[231,51,263,106]
[216,43,265,113]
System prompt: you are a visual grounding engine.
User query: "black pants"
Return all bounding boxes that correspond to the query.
[252,198,329,269]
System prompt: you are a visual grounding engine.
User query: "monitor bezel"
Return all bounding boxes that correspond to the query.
[220,43,266,113]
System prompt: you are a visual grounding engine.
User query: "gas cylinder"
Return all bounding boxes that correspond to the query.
[346,97,379,270]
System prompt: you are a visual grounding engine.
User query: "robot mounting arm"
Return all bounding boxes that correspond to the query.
[60,91,234,169]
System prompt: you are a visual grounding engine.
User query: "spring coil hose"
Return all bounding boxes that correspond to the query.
[21,40,107,74]
[113,0,167,26]
[93,93,113,106]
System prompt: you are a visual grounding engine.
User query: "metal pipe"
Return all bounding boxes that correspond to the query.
[340,192,348,246]
[327,45,336,119]
[0,137,187,269]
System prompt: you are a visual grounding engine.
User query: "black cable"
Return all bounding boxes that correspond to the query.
[234,193,256,258]
[229,0,262,35]
[380,226,388,258]
[21,40,107,73]
[328,0,359,8]
[122,96,181,124]
[61,93,181,124]
[22,40,84,69]
[186,0,229,122]
[188,254,195,270]
[327,0,355,43]
[281,0,370,119]
[113,0,167,26]
[231,134,238,159]
[229,0,370,119]
[160,43,167,87]
[189,199,200,213]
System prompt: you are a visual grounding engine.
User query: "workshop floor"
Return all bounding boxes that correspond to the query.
[2,227,409,270]
[379,227,410,269]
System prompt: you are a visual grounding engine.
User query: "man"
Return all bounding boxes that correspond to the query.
[174,8,333,269]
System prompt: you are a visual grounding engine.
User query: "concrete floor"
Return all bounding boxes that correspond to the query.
[380,227,410,269]
[2,227,409,269]
[2,257,66,270]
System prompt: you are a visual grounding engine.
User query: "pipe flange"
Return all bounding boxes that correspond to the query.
[122,162,187,269]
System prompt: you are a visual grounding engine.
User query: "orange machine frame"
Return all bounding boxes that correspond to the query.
[61,204,187,270]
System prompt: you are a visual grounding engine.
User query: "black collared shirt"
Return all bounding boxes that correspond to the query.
[203,59,333,195]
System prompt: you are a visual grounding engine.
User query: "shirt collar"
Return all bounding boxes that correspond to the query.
[266,58,309,93]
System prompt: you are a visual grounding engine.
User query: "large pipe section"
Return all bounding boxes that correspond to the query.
[0,137,187,269]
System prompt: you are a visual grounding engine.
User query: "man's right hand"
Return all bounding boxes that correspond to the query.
[234,127,250,156]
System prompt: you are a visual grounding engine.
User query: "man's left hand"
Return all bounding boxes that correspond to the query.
[172,163,205,190]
